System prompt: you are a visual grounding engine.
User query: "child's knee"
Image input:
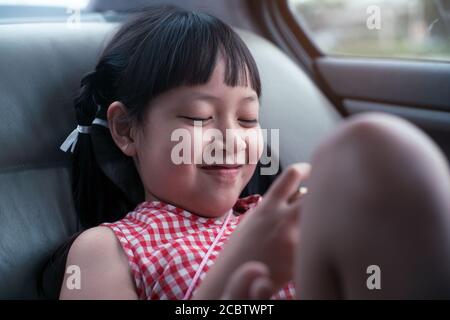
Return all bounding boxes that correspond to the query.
[308,112,450,229]
[300,113,450,298]
[313,112,449,187]
[343,113,445,165]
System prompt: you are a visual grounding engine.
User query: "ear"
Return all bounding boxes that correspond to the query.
[107,101,137,157]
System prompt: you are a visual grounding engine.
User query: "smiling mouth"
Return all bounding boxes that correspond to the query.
[199,164,243,180]
[200,164,243,170]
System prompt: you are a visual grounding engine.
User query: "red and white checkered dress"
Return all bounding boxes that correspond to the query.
[102,194,295,300]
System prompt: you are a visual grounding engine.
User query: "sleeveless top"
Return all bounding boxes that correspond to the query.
[101,194,295,300]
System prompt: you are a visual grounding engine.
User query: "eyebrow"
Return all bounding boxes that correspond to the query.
[188,92,258,103]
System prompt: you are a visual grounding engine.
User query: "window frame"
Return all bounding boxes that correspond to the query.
[249,0,322,72]
[252,0,450,65]
[248,0,348,115]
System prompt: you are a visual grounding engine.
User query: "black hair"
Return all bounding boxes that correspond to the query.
[70,6,263,229]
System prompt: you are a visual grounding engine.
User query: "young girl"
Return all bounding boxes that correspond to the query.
[58,6,450,300]
[59,5,305,300]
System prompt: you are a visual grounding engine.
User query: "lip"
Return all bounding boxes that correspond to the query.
[199,164,243,180]
[200,164,243,170]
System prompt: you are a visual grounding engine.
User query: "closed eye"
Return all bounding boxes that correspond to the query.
[179,116,212,122]
[238,119,258,126]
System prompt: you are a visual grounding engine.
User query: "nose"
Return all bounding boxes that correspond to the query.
[207,122,248,164]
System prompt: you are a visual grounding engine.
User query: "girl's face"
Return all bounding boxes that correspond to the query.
[124,59,263,218]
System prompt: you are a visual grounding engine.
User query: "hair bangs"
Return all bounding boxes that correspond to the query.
[111,7,260,124]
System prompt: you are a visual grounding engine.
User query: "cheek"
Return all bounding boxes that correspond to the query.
[243,162,258,183]
[141,130,172,163]
[137,127,185,181]
[138,134,198,199]
[256,128,265,159]
[245,127,264,164]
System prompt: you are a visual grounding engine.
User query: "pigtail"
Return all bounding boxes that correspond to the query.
[71,72,137,229]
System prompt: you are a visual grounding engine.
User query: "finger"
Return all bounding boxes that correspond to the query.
[281,198,301,243]
[287,186,309,204]
[285,196,304,222]
[265,163,311,204]
[249,276,275,300]
[287,220,300,246]
[221,262,271,300]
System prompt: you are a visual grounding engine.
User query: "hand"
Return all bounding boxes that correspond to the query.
[226,162,311,288]
[194,163,311,299]
[220,261,274,300]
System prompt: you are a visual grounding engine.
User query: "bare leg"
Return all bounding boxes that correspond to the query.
[296,112,450,299]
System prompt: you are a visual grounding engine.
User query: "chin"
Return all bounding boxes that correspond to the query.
[205,191,242,216]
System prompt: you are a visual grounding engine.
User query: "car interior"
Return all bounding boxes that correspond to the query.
[0,0,449,299]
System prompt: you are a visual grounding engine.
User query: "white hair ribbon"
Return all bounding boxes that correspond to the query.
[60,118,109,153]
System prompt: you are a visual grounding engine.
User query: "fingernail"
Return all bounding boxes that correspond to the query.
[298,162,311,171]
[299,187,308,195]
[292,163,311,176]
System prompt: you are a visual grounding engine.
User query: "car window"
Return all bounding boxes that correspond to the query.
[0,0,89,21]
[0,0,89,8]
[288,0,450,62]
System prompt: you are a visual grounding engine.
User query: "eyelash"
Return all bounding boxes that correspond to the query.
[181,116,212,122]
[180,116,258,124]
[239,119,258,124]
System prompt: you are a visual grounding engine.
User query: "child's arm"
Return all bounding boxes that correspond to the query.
[59,226,138,300]
[194,163,311,299]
